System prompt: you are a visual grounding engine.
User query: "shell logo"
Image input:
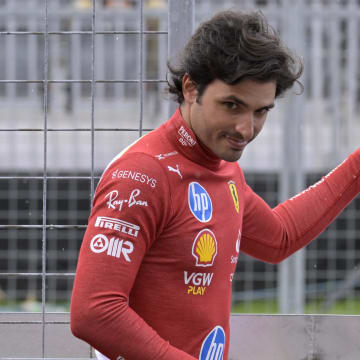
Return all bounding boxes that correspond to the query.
[192,229,217,267]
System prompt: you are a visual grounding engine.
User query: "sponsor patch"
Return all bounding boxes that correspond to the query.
[90,234,109,253]
[167,164,182,178]
[236,230,241,253]
[228,180,239,213]
[94,350,124,360]
[178,125,196,147]
[192,229,217,267]
[90,234,134,262]
[231,230,241,264]
[188,182,212,222]
[184,271,214,296]
[94,216,140,238]
[155,151,178,160]
[105,189,148,211]
[111,169,157,188]
[199,326,225,360]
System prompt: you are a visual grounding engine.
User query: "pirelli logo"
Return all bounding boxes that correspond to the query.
[94,216,140,238]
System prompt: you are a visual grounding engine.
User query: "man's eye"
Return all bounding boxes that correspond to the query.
[256,107,272,116]
[224,102,238,110]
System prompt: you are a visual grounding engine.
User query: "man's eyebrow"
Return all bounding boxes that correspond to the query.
[257,103,275,111]
[222,95,248,106]
[221,95,275,111]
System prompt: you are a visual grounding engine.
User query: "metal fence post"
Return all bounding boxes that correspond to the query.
[167,0,195,116]
[278,0,306,314]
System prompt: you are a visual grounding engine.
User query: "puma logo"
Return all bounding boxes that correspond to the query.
[167,164,182,179]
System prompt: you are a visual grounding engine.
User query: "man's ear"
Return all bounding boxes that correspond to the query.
[182,73,198,104]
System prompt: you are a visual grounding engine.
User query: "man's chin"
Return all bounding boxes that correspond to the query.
[219,150,243,162]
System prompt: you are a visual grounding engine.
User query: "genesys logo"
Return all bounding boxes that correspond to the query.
[184,271,214,296]
[105,189,148,211]
[94,216,140,238]
[112,169,157,188]
[192,229,217,267]
[188,182,212,223]
[199,326,225,360]
[90,234,134,262]
[178,125,196,147]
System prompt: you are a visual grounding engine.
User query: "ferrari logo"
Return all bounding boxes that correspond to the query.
[228,181,239,213]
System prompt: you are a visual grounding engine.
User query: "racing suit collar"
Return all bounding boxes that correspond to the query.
[165,108,223,171]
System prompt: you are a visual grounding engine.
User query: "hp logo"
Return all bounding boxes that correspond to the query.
[188,182,213,223]
[199,326,225,360]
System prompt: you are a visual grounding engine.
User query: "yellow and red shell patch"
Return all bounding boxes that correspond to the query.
[192,229,217,267]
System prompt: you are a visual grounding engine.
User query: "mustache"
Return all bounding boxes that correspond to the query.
[223,132,246,142]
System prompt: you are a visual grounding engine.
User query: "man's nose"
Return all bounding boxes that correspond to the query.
[234,113,254,142]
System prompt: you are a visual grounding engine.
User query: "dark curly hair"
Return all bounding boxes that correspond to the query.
[167,10,303,104]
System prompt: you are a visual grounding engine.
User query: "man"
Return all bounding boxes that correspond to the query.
[70,10,360,360]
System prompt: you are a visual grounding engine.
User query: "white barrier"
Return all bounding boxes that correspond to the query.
[1,313,360,359]
[229,314,360,360]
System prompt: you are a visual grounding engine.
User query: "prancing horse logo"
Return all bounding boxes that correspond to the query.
[228,180,239,213]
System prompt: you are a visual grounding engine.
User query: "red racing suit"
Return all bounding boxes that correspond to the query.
[71,108,360,360]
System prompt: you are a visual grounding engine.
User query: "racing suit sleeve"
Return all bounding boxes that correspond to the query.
[70,153,197,360]
[240,148,360,263]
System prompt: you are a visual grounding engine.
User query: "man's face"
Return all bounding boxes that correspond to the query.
[182,77,276,162]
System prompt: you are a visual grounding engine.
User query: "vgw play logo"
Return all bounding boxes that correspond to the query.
[199,326,225,360]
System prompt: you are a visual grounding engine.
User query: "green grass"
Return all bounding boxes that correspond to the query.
[232,300,279,314]
[0,299,70,312]
[232,299,360,315]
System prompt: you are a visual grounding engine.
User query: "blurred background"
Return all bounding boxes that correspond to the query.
[0,0,360,316]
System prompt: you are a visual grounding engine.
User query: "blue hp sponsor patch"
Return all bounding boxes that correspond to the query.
[188,182,212,222]
[199,326,225,360]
